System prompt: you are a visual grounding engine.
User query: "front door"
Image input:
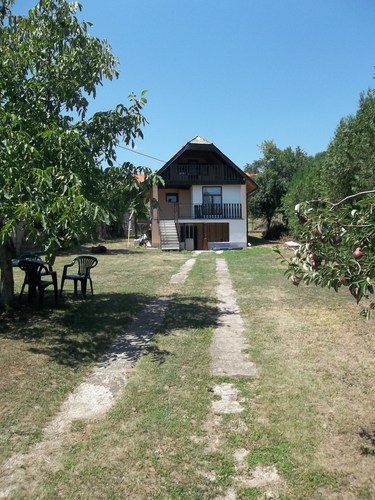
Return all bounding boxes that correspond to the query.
[185,224,198,250]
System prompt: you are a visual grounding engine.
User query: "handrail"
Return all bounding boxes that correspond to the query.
[174,203,181,243]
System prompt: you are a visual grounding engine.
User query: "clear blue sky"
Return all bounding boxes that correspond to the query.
[15,0,375,171]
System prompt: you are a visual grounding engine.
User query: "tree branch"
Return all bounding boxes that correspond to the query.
[330,190,375,210]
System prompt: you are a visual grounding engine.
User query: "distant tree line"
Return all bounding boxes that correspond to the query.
[245,89,375,317]
[246,89,375,238]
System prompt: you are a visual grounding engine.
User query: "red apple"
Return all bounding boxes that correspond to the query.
[308,253,318,269]
[292,276,300,286]
[353,247,363,260]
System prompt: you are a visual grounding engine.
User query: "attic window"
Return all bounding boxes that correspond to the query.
[166,193,178,203]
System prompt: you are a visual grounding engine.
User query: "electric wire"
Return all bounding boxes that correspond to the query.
[117,144,166,163]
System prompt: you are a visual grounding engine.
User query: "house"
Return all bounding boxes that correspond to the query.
[151,136,258,250]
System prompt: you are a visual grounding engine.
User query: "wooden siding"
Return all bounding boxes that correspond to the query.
[161,163,245,186]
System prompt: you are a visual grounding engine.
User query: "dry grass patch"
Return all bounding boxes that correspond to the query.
[0,242,189,464]
[226,246,375,498]
[2,243,374,498]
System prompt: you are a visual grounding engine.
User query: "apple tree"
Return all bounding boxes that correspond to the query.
[275,190,375,318]
[0,0,154,309]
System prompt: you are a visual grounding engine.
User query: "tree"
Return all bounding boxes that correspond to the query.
[320,90,375,201]
[246,141,311,231]
[0,0,155,309]
[282,151,326,237]
[276,87,375,318]
[275,191,375,318]
[98,164,161,237]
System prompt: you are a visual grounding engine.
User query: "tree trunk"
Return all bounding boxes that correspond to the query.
[266,215,272,232]
[0,240,16,310]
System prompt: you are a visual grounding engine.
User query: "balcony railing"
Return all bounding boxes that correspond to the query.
[161,164,243,185]
[176,203,242,220]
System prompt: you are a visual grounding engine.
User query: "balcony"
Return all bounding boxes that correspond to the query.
[169,203,242,220]
[161,164,243,186]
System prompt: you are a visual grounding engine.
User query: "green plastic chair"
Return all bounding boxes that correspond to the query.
[60,255,98,298]
[18,259,58,307]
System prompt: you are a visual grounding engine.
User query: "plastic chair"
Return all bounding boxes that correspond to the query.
[18,260,58,307]
[60,256,98,299]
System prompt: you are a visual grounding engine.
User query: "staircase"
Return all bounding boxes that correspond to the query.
[159,220,180,250]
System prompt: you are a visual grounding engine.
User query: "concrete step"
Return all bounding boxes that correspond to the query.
[160,220,180,251]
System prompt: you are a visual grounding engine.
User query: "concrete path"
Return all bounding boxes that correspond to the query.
[211,258,257,378]
[208,260,281,500]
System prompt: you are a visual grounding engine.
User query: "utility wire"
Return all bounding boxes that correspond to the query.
[117,144,166,163]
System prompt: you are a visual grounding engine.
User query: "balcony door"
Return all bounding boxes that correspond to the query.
[202,186,222,218]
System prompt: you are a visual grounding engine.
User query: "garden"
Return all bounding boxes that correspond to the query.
[1,239,374,498]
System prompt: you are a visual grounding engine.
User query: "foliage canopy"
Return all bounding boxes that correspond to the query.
[246,141,312,231]
[276,191,375,318]
[0,0,159,308]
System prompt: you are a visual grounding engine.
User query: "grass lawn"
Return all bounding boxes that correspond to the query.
[1,239,374,498]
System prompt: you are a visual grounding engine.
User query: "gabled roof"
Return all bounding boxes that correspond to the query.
[158,136,237,173]
[157,136,258,193]
[245,172,258,194]
[188,135,212,145]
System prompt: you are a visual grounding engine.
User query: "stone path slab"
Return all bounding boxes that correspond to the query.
[211,383,244,414]
[211,258,257,377]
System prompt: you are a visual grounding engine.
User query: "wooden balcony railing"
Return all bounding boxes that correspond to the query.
[176,203,242,219]
[161,164,243,185]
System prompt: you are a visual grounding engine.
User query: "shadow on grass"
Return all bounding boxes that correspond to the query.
[0,292,218,368]
[104,249,148,256]
[162,295,218,332]
[143,294,218,364]
[56,246,142,257]
[247,233,275,247]
[359,427,375,456]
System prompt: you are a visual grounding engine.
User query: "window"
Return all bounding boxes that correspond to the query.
[178,165,187,176]
[202,186,222,218]
[185,224,194,239]
[202,186,222,205]
[166,193,178,203]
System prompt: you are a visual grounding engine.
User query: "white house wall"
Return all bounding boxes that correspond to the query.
[223,185,242,203]
[192,185,242,204]
[153,184,248,249]
[192,185,202,204]
[229,219,247,245]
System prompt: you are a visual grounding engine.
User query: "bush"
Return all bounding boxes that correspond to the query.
[263,222,289,240]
